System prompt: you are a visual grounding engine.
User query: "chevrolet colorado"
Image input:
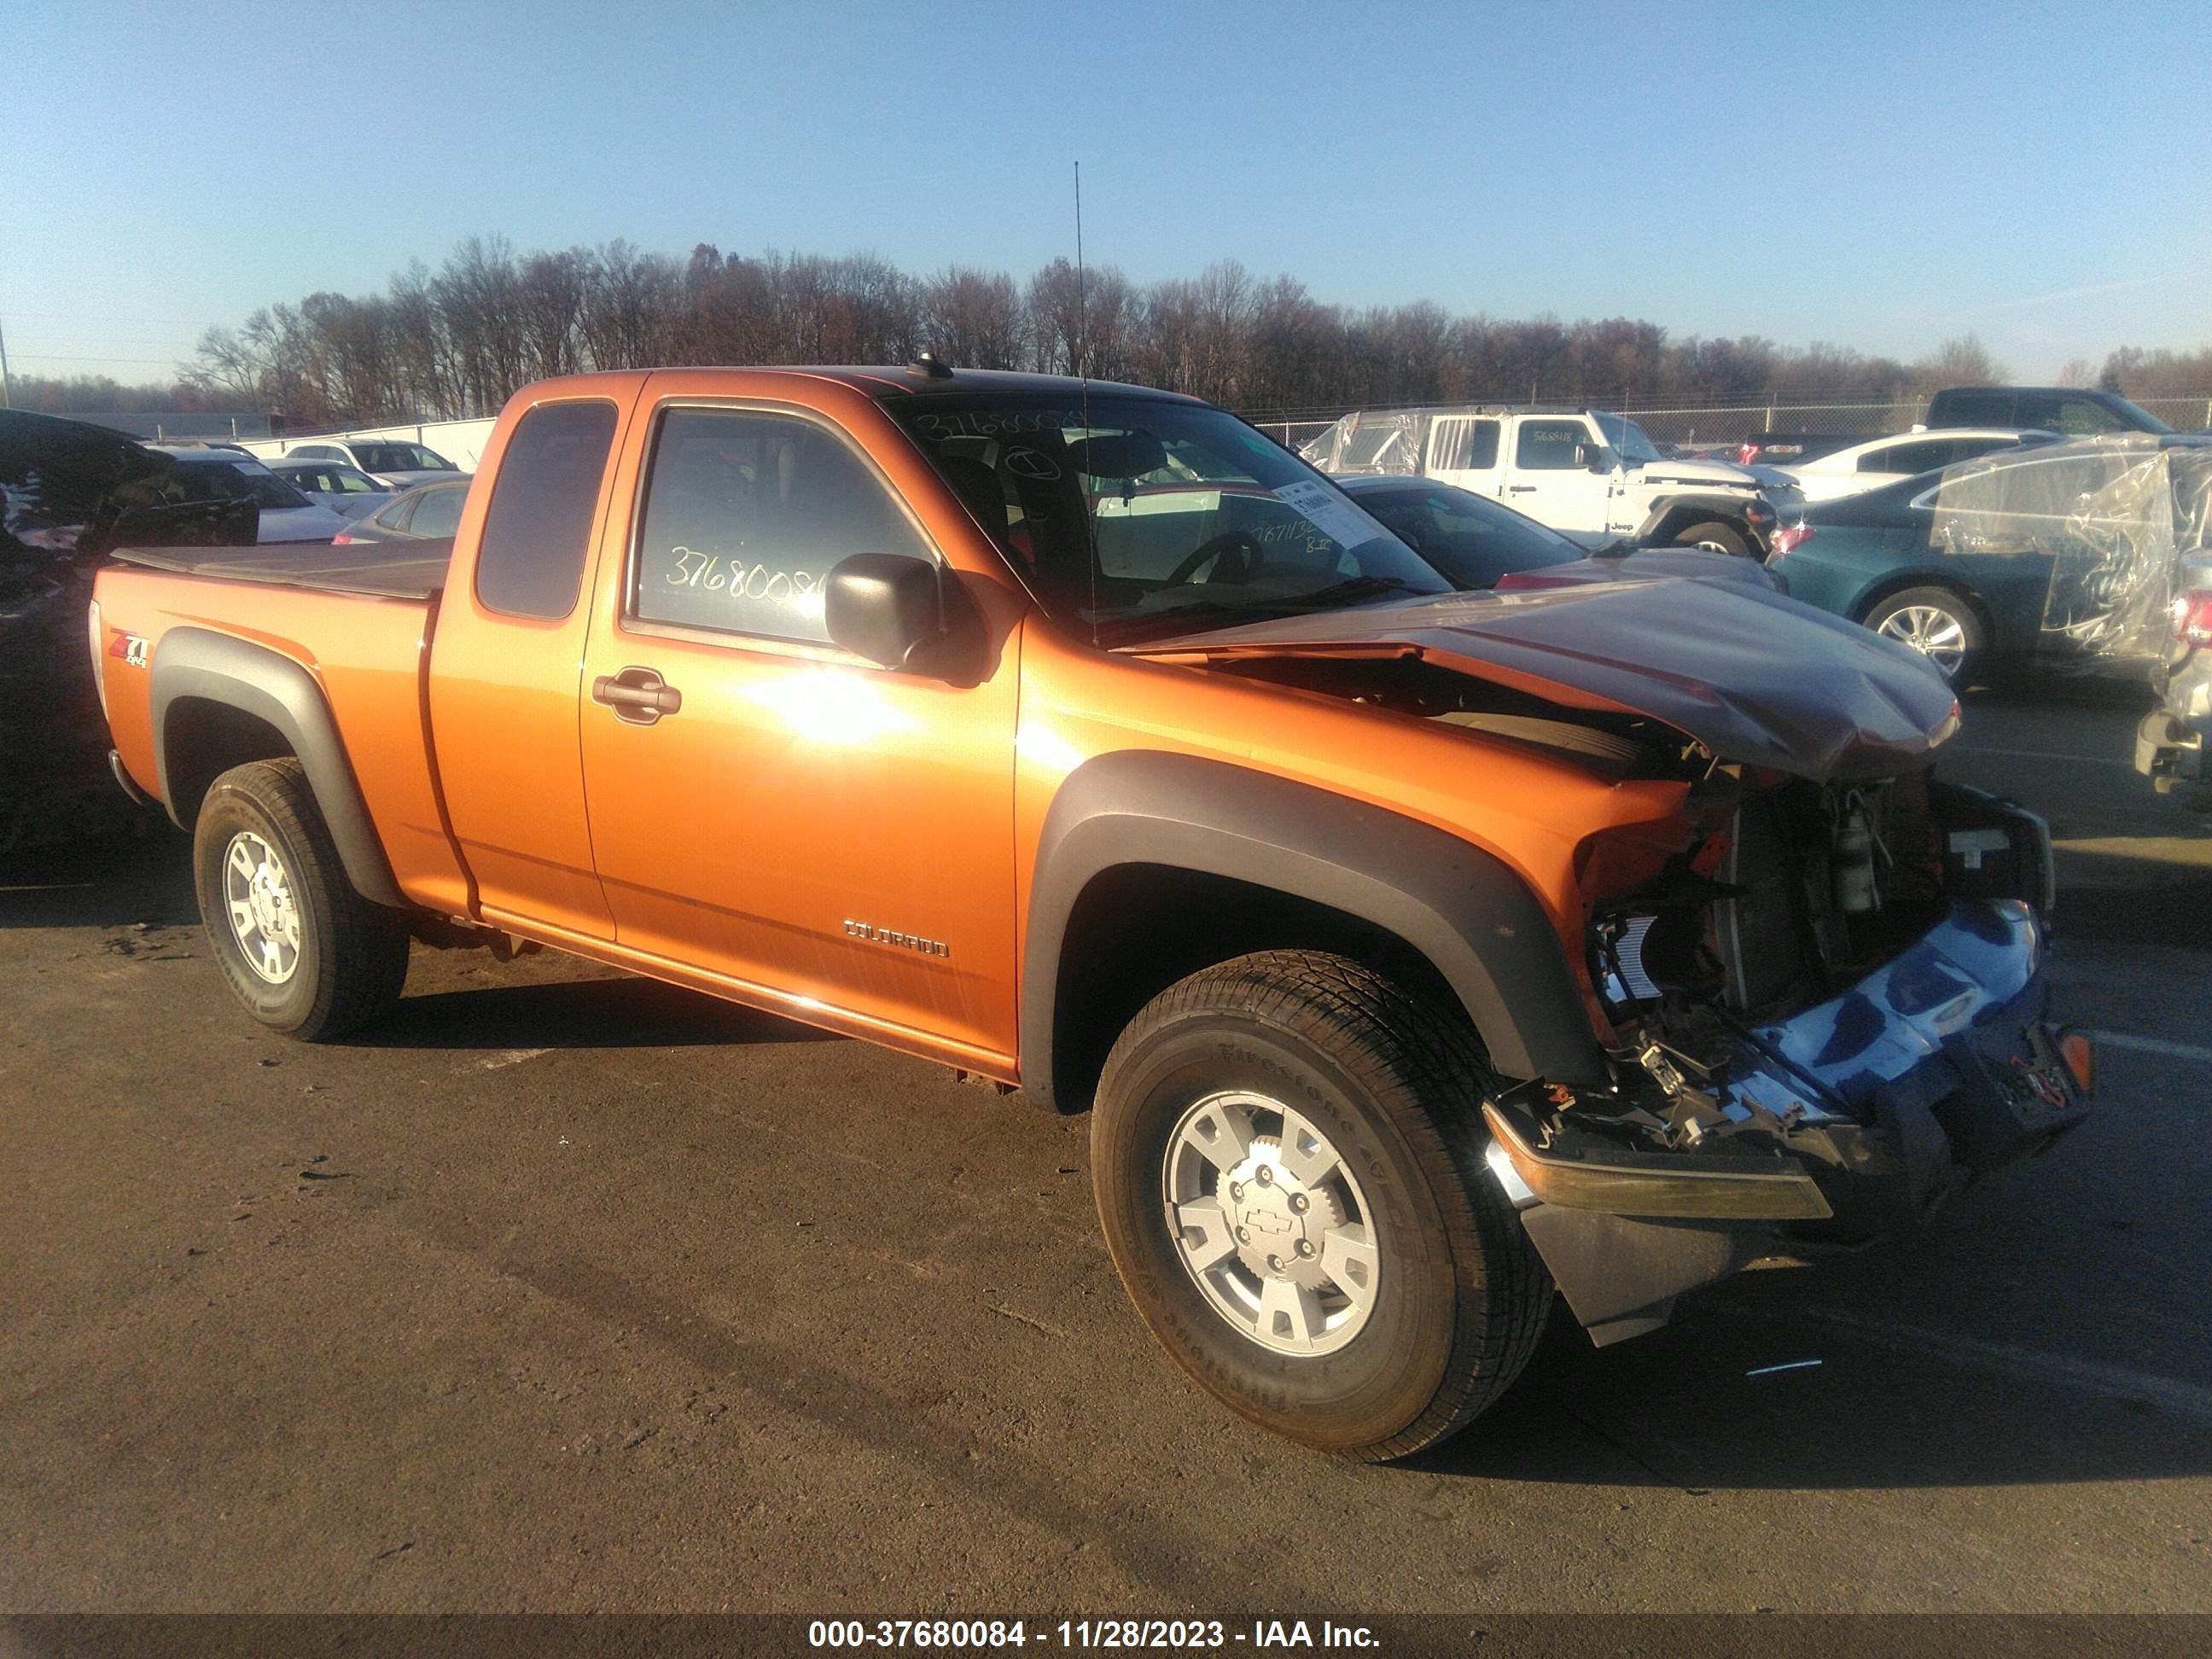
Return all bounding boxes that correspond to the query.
[90,364,2091,1459]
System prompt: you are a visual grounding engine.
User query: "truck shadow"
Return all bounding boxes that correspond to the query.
[2053,853,2212,948]
[0,830,196,930]
[1,832,836,1054]
[353,973,838,1053]
[1421,1254,2211,1491]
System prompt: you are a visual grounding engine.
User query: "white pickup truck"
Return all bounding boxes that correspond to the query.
[1301,406,1789,556]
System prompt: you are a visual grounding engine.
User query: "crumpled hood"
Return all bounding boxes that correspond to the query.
[1499,548,1784,591]
[1134,579,1961,782]
[1632,457,1762,491]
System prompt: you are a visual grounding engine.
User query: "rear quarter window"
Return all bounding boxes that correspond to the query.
[474,400,620,620]
[408,486,467,539]
[1930,392,2012,427]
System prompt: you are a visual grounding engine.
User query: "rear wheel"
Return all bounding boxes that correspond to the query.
[1673,520,1749,556]
[1091,950,1551,1461]
[192,759,410,1039]
[1863,585,1985,683]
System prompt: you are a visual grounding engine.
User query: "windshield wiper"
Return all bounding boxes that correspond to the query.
[1091,598,1291,644]
[1278,574,1434,609]
[1096,578,1440,647]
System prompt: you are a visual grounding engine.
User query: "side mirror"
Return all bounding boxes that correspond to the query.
[824,552,981,679]
[1584,445,1616,474]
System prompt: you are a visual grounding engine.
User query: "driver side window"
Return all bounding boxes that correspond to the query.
[2052,398,2126,436]
[1515,421,1588,470]
[631,407,934,645]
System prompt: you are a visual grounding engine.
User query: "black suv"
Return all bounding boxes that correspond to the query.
[1925,386,2178,437]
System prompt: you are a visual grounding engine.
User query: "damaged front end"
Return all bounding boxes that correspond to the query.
[1138,577,2094,1346]
[1487,772,2091,1346]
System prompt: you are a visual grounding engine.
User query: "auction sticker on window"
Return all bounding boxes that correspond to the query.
[1272,480,1378,550]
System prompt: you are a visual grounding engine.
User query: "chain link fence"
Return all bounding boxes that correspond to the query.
[1254,394,2212,457]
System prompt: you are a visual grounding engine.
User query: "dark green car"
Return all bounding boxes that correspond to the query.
[1767,440,2187,684]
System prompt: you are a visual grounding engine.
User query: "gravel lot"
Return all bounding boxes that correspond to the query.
[3,681,2208,1620]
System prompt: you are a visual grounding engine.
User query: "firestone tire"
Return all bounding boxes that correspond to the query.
[1091,950,1551,1461]
[192,759,410,1040]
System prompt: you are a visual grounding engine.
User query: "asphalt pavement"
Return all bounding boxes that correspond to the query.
[3,679,2207,1618]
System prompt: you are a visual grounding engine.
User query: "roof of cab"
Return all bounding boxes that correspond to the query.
[147,444,269,466]
[555,364,1204,404]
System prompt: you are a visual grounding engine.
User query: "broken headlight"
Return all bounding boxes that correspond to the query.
[1590,903,1717,1019]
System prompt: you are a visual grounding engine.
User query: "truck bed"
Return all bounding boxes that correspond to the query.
[111,538,454,602]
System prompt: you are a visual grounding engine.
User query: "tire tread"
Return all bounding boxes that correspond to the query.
[195,758,410,1040]
[1098,948,1551,1461]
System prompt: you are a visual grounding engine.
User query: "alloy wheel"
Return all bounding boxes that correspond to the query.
[1161,1091,1380,1357]
[1877,603,1970,678]
[223,830,302,985]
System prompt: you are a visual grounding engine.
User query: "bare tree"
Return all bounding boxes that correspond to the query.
[180,229,2208,434]
[516,250,589,382]
[579,240,681,371]
[1912,334,2008,393]
[920,267,1024,369]
[2100,345,2212,398]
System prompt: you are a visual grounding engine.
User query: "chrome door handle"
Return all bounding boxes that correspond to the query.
[591,667,682,725]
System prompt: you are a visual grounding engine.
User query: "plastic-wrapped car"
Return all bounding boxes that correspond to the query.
[1771,436,2209,684]
[2131,449,2212,792]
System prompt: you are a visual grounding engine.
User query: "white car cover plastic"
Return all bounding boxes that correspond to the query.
[1927,436,2212,665]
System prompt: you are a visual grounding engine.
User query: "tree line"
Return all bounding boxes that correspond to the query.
[13,234,2208,428]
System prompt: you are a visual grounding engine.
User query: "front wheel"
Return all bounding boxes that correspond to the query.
[1091,951,1551,1461]
[193,758,410,1039]
[1672,519,1749,556]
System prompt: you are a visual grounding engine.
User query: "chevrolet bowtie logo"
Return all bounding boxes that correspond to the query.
[1242,1207,1295,1236]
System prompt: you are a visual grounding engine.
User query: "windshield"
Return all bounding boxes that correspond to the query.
[1347,481,1580,588]
[1591,413,1662,465]
[2103,395,2173,435]
[889,393,1448,643]
[354,443,454,473]
[167,459,311,511]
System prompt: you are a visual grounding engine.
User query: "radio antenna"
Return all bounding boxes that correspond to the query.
[1075,160,1100,645]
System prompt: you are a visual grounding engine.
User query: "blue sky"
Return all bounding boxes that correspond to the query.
[5,0,2207,384]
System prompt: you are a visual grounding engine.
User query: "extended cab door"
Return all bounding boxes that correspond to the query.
[1423,415,1503,497]
[574,390,1021,1070]
[1499,416,1613,533]
[428,388,637,939]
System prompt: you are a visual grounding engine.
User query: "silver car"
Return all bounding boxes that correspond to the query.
[265,458,398,520]
[275,438,461,492]
[328,477,471,545]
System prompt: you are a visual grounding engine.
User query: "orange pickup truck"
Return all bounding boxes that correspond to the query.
[89,364,2091,1459]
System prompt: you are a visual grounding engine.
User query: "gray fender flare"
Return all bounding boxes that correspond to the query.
[1022,751,1609,1106]
[149,626,406,909]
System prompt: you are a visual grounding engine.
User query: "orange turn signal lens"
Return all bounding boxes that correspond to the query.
[1480,1103,1834,1222]
[2057,1028,2096,1096]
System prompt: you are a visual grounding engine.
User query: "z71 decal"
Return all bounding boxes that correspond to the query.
[108,632,149,668]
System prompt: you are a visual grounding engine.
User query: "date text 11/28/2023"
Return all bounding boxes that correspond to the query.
[806,1619,1380,1649]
